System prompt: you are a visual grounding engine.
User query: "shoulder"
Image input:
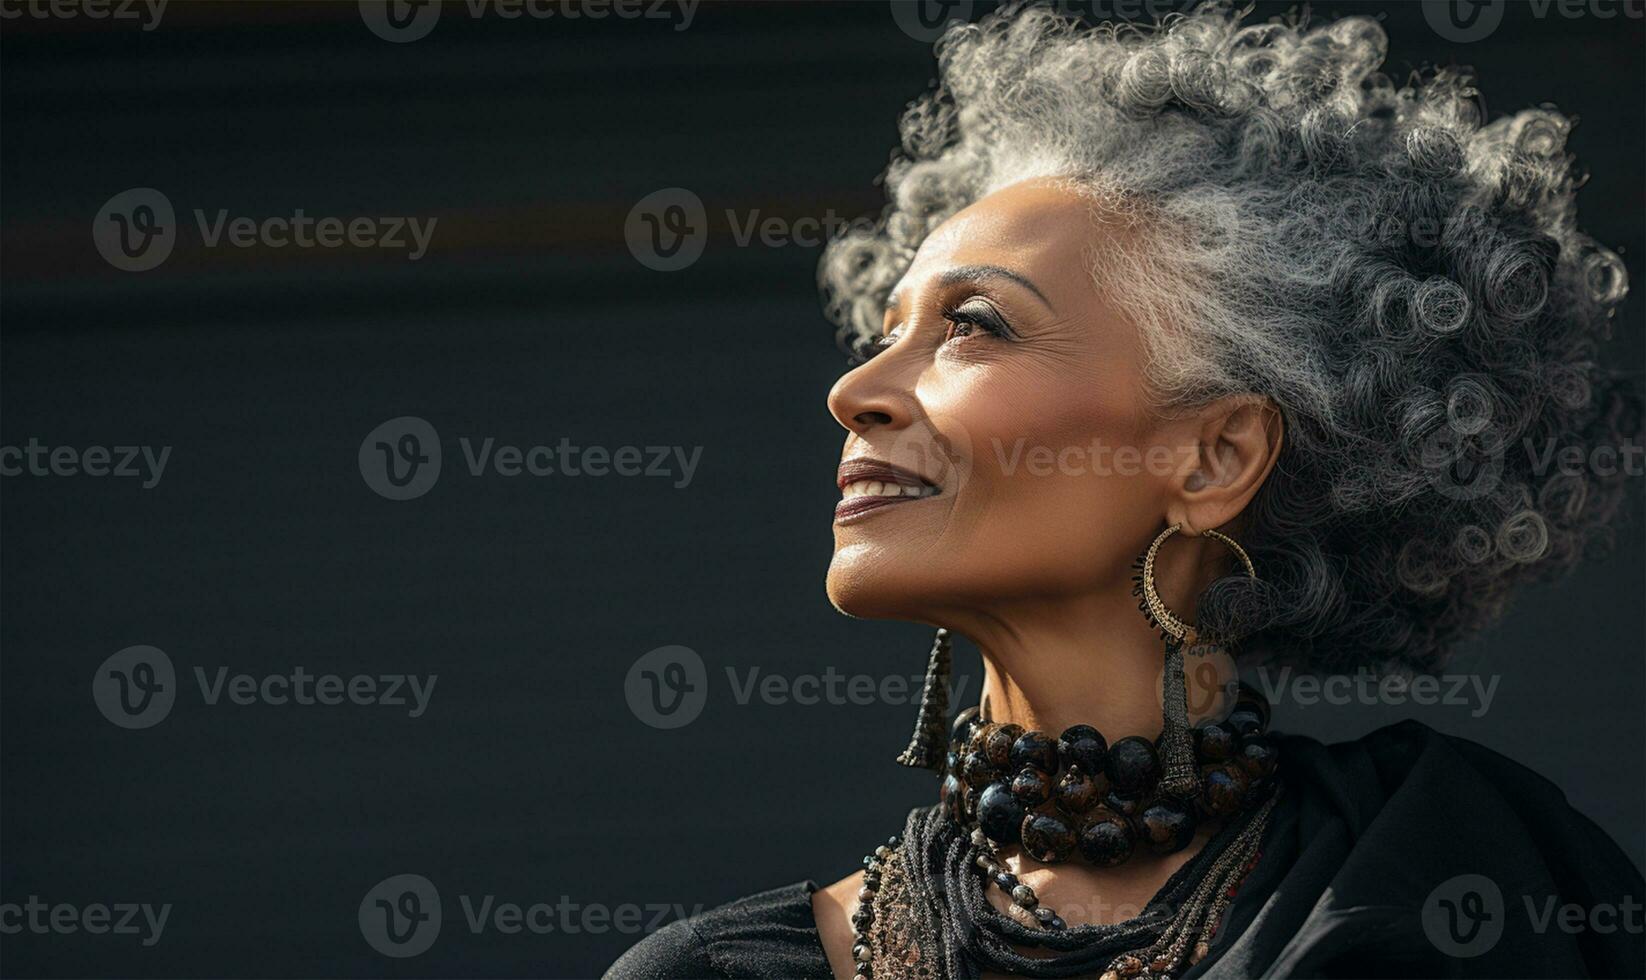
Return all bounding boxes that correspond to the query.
[1281,718,1611,820]
[1229,721,1644,977]
[1279,718,1643,889]
[604,880,827,980]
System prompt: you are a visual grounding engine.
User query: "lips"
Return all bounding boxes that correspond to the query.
[835,458,940,523]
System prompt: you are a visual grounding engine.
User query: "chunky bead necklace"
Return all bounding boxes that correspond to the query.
[941,685,1278,867]
[848,689,1280,980]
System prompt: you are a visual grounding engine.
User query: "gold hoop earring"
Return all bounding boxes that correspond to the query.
[1131,523,1257,799]
[1138,524,1256,642]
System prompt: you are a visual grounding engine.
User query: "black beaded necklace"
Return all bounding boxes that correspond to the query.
[848,689,1280,980]
[943,685,1278,868]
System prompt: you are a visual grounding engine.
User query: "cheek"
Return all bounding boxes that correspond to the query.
[928,363,1161,588]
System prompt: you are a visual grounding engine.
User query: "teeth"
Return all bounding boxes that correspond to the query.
[841,479,936,500]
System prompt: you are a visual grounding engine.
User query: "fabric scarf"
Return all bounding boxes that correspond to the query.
[893,800,1272,978]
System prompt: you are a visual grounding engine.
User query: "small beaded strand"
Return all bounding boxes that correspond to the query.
[969,827,1068,931]
[849,836,898,980]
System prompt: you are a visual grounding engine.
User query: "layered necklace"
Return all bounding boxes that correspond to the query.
[849,693,1279,980]
[849,643,1280,978]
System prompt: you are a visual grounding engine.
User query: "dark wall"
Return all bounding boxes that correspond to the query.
[1,2,1641,976]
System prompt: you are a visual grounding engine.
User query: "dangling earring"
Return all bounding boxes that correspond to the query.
[895,628,952,773]
[1132,524,1256,799]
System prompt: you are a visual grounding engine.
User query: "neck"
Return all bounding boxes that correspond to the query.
[952,539,1228,739]
[964,591,1168,738]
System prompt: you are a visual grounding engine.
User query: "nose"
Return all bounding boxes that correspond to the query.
[827,344,916,437]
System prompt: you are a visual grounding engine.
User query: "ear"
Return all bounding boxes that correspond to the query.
[1164,397,1283,536]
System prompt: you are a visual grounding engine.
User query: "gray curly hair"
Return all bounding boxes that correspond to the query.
[819,2,1639,673]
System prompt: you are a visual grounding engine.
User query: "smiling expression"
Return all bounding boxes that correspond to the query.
[824,179,1199,622]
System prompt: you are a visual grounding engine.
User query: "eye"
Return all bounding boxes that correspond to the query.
[943,299,1015,343]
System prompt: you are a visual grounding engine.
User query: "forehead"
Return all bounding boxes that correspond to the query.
[902,179,1100,288]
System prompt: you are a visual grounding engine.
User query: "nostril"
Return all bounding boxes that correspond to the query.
[854,410,893,427]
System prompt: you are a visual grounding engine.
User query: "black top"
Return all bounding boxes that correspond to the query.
[607,721,1645,979]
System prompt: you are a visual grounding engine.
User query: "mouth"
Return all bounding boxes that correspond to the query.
[834,458,940,524]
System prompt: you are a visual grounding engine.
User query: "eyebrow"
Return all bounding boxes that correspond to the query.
[886,263,1054,312]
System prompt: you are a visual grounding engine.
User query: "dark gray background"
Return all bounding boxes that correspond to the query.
[1,1,1641,976]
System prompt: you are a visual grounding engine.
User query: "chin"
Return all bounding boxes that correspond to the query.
[825,547,898,619]
[825,538,951,621]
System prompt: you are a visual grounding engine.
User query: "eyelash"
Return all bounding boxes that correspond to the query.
[849,300,1014,365]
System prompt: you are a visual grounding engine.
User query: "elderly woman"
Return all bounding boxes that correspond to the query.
[610,4,1642,978]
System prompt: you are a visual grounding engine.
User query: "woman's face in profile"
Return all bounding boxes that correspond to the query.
[826,180,1199,621]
